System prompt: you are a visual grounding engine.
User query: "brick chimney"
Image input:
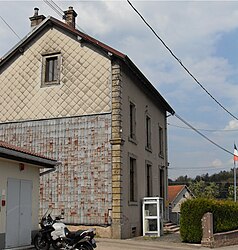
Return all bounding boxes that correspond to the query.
[64,6,77,28]
[29,8,46,28]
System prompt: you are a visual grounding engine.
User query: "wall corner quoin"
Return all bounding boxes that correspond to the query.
[110,60,124,238]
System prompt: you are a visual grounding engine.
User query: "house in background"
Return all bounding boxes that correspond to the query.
[0,7,174,239]
[0,141,57,249]
[168,185,194,225]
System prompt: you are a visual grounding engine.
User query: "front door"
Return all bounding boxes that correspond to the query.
[6,178,32,248]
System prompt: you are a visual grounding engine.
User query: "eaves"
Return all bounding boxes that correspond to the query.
[0,141,57,168]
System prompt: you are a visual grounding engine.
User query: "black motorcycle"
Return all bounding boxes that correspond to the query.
[34,209,97,250]
[34,209,62,250]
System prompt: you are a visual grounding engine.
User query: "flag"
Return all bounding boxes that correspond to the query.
[234,144,238,161]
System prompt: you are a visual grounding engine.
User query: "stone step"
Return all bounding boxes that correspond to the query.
[163,222,180,234]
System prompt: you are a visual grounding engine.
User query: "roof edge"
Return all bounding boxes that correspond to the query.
[0,140,57,168]
[123,56,175,114]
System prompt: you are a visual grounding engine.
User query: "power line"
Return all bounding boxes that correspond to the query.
[43,0,64,19]
[0,16,21,40]
[168,122,238,132]
[169,166,230,170]
[174,113,233,156]
[42,0,88,34]
[47,0,65,14]
[84,1,237,158]
[127,0,238,121]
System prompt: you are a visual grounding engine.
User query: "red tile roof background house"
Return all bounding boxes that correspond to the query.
[168,185,186,203]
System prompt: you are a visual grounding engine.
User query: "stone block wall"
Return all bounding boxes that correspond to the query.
[201,212,238,248]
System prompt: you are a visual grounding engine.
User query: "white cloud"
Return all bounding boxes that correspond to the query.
[224,120,238,130]
[210,159,222,168]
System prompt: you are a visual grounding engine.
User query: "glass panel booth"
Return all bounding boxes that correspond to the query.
[142,197,163,236]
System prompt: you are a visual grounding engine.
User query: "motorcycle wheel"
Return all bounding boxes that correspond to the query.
[76,243,92,250]
[34,233,50,250]
[52,239,64,249]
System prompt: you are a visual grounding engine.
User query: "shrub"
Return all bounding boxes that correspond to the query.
[180,198,238,243]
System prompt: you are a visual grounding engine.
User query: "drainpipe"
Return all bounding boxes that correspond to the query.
[40,162,62,176]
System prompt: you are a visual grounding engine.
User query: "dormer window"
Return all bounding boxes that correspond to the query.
[41,52,61,87]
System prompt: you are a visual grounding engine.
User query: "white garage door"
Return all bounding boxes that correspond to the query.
[5,178,32,248]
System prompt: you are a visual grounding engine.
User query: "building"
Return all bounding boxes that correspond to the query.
[0,7,174,239]
[0,140,57,249]
[168,185,194,225]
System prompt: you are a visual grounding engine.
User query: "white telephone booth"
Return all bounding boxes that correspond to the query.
[142,197,163,237]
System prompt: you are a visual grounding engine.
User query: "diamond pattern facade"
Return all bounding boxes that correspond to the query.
[0,28,111,122]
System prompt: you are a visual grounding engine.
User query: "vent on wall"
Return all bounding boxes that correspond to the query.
[131,226,136,238]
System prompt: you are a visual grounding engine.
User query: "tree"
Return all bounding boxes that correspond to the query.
[170,175,192,185]
[172,170,235,199]
[189,180,219,199]
[227,185,238,200]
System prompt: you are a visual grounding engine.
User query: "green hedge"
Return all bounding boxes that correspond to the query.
[180,198,238,243]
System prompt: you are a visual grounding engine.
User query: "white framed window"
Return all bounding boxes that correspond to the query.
[41,52,61,87]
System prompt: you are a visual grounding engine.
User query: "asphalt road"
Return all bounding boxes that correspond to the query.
[95,238,238,250]
[44,233,238,250]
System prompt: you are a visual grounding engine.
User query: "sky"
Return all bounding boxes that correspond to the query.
[1,0,238,180]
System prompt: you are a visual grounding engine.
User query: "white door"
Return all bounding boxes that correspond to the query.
[6,178,32,248]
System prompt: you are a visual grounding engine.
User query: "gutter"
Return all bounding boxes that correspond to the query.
[40,166,56,176]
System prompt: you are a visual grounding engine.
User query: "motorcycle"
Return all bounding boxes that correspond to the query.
[62,227,97,250]
[34,208,97,250]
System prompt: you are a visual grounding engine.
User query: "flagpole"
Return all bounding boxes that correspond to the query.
[234,160,237,202]
[234,143,237,202]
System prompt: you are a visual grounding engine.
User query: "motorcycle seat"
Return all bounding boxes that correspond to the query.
[65,229,85,239]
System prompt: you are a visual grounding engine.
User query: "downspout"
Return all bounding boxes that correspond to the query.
[40,162,61,176]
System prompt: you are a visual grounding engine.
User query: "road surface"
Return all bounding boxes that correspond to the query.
[95,238,238,250]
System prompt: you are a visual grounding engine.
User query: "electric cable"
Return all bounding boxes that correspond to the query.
[169,166,230,170]
[43,0,64,19]
[42,0,88,34]
[174,113,233,156]
[47,0,65,15]
[168,123,238,132]
[127,0,238,121]
[0,16,21,40]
